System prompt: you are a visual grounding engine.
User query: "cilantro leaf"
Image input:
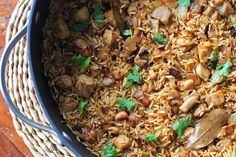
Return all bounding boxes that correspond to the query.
[92,2,105,24]
[77,101,88,115]
[116,98,136,111]
[124,66,142,88]
[102,143,117,157]
[211,59,233,84]
[178,0,191,7]
[145,133,158,142]
[233,24,236,30]
[172,117,193,138]
[71,20,90,33]
[71,54,91,71]
[153,34,167,44]
[122,29,132,37]
[210,51,219,62]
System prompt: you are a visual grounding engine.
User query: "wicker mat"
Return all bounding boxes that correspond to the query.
[5,1,74,156]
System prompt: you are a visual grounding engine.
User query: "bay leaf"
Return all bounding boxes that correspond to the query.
[186,109,230,149]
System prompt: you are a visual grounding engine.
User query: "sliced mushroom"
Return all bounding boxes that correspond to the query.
[217,1,235,16]
[102,77,115,87]
[139,95,151,107]
[74,6,90,22]
[152,6,172,25]
[75,74,96,98]
[209,0,224,7]
[196,63,211,81]
[198,42,212,64]
[55,75,72,89]
[81,127,103,144]
[115,111,128,121]
[113,135,131,151]
[134,50,149,67]
[54,19,70,39]
[205,90,225,106]
[179,91,200,113]
[178,79,194,91]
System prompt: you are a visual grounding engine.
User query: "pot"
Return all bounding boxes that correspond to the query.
[0,0,95,156]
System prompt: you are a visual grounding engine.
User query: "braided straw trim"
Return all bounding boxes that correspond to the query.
[5,0,74,156]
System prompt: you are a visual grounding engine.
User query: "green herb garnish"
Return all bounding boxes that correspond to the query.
[92,2,105,24]
[77,101,88,115]
[71,20,90,33]
[210,51,219,62]
[153,34,167,44]
[71,54,91,71]
[122,29,132,37]
[178,0,191,7]
[172,117,193,138]
[211,59,233,84]
[233,24,236,30]
[116,98,136,111]
[124,66,142,88]
[102,143,117,157]
[145,133,158,142]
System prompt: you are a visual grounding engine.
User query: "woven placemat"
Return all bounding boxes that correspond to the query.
[5,0,74,156]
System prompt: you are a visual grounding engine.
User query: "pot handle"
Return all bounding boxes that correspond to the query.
[0,24,60,140]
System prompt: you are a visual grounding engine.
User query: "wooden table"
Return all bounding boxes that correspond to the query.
[0,1,33,157]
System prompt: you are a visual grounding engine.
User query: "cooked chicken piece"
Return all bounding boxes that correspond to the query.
[186,73,201,86]
[74,39,93,56]
[198,42,212,64]
[193,104,210,117]
[75,74,96,98]
[115,111,128,121]
[124,37,138,54]
[113,135,131,151]
[217,1,235,16]
[178,79,194,91]
[203,6,215,16]
[205,90,225,106]
[179,91,200,113]
[54,19,70,39]
[103,29,120,47]
[102,77,115,87]
[128,2,138,13]
[168,89,181,100]
[196,63,210,81]
[74,6,90,22]
[128,113,140,127]
[112,69,123,80]
[60,98,77,113]
[81,127,103,144]
[183,127,194,138]
[211,11,221,20]
[140,95,151,107]
[149,69,157,80]
[152,6,172,25]
[55,75,72,89]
